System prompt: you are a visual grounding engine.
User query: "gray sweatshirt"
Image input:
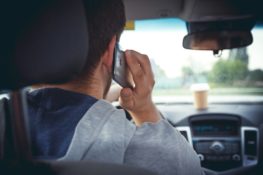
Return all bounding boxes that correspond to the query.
[59,99,203,175]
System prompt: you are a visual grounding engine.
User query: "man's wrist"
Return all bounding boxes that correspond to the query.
[129,103,161,126]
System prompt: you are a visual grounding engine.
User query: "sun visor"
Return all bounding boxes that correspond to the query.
[180,0,254,22]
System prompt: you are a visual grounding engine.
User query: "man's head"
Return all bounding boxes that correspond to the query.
[82,0,126,77]
[37,0,126,98]
[72,0,126,97]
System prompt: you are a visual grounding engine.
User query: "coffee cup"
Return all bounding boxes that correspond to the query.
[191,83,210,110]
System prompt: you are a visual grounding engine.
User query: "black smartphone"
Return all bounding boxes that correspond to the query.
[112,44,133,88]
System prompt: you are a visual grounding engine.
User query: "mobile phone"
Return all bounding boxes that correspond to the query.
[112,44,133,88]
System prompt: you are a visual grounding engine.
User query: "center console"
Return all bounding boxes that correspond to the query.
[176,114,259,172]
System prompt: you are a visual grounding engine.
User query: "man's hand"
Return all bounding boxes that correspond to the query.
[119,50,161,126]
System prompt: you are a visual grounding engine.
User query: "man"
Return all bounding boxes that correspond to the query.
[27,0,203,174]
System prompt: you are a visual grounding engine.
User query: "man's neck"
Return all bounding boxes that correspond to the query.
[37,60,111,100]
[43,77,104,100]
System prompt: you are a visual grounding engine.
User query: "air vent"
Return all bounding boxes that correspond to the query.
[176,127,193,147]
[179,130,188,141]
[241,127,259,167]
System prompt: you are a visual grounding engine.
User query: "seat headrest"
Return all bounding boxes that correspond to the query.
[0,0,89,90]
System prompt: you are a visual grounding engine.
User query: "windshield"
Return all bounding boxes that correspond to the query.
[120,19,263,103]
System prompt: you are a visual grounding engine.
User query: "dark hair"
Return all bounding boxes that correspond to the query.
[82,0,126,76]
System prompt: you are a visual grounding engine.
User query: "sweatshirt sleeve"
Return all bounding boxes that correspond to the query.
[123,119,203,175]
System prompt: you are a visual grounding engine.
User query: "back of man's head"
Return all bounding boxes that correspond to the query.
[82,0,126,77]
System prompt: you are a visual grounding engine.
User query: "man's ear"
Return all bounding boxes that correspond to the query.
[102,35,116,68]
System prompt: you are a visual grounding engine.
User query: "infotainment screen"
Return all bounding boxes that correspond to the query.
[192,120,239,136]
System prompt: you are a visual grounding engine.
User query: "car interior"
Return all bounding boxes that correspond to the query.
[121,0,263,174]
[0,0,262,175]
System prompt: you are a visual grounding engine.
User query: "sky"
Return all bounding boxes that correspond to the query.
[120,19,263,78]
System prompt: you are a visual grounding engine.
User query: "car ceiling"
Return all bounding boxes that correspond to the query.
[123,0,262,22]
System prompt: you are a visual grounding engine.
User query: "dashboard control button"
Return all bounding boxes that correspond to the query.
[198,154,204,161]
[232,154,241,161]
[210,141,225,153]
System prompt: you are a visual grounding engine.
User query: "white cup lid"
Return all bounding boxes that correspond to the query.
[190,83,210,92]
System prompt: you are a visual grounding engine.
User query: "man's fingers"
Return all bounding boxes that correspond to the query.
[135,53,152,76]
[125,50,153,77]
[125,51,145,84]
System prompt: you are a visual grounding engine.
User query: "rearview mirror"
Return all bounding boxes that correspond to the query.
[183,30,253,50]
[183,18,255,51]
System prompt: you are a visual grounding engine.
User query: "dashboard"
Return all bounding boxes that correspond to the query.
[158,103,263,174]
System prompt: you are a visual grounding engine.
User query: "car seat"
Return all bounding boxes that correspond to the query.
[0,0,156,174]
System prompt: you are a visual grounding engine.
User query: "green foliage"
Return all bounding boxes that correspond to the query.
[248,69,263,81]
[208,59,248,85]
